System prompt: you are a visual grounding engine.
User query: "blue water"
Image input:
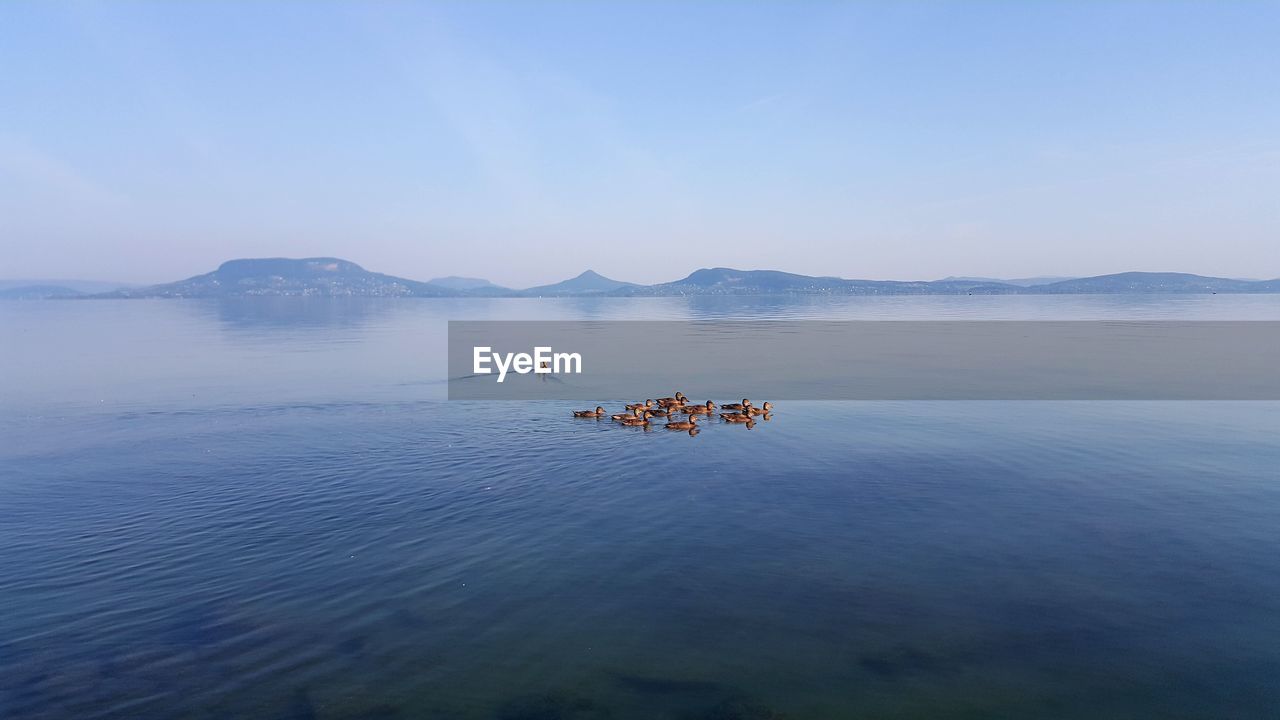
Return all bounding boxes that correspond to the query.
[2,296,1279,719]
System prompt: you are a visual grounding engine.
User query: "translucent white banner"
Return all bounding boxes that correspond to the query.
[448,321,1280,400]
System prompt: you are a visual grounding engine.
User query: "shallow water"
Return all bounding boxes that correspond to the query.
[2,296,1279,719]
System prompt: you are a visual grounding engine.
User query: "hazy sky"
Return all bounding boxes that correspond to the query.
[2,1,1277,287]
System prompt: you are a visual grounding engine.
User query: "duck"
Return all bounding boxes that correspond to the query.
[626,400,654,411]
[720,411,753,423]
[721,399,752,411]
[618,412,651,427]
[681,401,716,415]
[665,415,698,431]
[655,392,687,407]
[746,402,773,416]
[572,406,606,418]
[646,407,673,418]
[612,408,646,422]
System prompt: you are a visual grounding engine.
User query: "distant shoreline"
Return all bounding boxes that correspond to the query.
[8,288,1280,301]
[5,258,1279,300]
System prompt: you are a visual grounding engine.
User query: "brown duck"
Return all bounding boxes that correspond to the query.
[572,406,606,418]
[681,401,716,415]
[655,392,687,407]
[665,415,698,431]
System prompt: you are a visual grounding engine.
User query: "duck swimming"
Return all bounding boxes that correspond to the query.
[721,399,752,411]
[746,402,773,416]
[665,415,698,431]
[572,406,606,418]
[626,400,654,411]
[618,412,651,427]
[655,392,687,407]
[681,401,716,415]
[720,411,753,423]
[612,408,646,422]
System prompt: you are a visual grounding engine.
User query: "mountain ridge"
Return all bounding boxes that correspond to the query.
[428,276,511,293]
[940,275,1076,287]
[11,258,1276,299]
[520,269,637,296]
[0,284,86,300]
[100,257,459,298]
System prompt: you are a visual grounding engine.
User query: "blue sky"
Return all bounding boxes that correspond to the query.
[2,1,1277,286]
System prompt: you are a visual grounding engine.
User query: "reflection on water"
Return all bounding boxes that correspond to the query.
[1,296,1279,719]
[212,296,390,330]
[6,294,1280,414]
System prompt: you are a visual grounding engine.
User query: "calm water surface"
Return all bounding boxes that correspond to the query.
[2,296,1278,719]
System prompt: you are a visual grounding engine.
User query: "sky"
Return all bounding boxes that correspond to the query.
[1,1,1278,287]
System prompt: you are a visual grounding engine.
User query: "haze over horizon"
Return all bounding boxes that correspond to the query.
[3,2,1278,287]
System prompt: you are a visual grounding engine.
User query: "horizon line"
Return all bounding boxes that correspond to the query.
[7,256,1279,292]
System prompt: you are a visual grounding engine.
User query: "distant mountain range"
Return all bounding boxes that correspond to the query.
[98,258,459,298]
[0,284,88,300]
[939,275,1077,287]
[427,275,511,292]
[523,269,637,296]
[0,278,137,299]
[5,258,1280,299]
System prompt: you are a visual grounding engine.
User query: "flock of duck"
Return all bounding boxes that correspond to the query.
[573,392,773,434]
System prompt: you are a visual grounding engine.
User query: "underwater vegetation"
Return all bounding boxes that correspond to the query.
[497,690,614,720]
[857,643,955,680]
[690,698,791,720]
[612,672,725,697]
[493,682,791,720]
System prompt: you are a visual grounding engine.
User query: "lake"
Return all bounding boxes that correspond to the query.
[2,296,1279,719]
